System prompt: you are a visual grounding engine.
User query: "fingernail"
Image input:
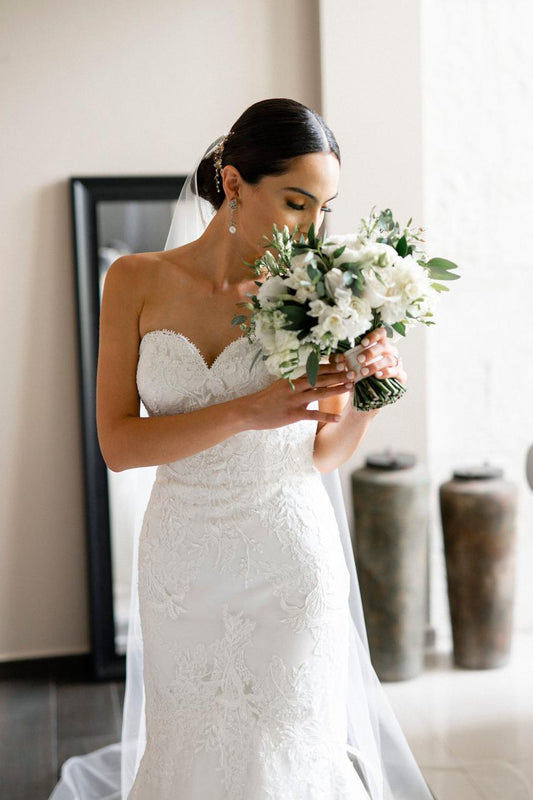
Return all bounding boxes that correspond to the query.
[361,367,369,376]
[346,371,355,378]
[335,363,345,371]
[357,354,366,364]
[361,337,370,346]
[376,370,383,377]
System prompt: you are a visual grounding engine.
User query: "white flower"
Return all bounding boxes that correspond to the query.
[308,298,329,318]
[257,275,288,308]
[361,265,402,309]
[334,286,353,309]
[253,313,277,352]
[324,267,344,299]
[285,252,320,302]
[274,328,300,351]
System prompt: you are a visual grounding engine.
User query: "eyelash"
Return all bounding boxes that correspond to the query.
[286,201,333,213]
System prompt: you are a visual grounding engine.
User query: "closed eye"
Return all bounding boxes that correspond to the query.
[287,200,333,213]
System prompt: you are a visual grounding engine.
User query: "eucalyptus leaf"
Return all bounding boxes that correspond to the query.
[231,314,248,326]
[306,348,319,386]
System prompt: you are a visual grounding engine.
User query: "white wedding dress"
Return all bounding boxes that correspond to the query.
[127,326,370,799]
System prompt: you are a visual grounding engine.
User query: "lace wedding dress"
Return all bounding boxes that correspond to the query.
[127,326,370,799]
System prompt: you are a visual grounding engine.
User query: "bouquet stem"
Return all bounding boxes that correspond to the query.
[352,375,406,411]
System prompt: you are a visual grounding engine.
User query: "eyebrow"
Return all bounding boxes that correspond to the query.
[283,186,338,203]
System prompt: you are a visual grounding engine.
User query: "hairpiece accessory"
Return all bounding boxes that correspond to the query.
[213,131,233,194]
[228,198,238,234]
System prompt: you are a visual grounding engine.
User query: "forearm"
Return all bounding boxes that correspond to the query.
[99,396,251,472]
[312,398,380,473]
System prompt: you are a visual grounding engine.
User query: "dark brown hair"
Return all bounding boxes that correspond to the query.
[195,98,340,210]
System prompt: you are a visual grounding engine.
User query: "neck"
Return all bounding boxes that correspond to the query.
[187,206,264,292]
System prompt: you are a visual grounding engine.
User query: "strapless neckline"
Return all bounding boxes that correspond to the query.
[140,328,250,371]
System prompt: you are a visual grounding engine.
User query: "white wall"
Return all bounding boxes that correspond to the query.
[320,0,533,644]
[3,0,530,661]
[319,0,428,525]
[421,0,533,638]
[0,0,321,659]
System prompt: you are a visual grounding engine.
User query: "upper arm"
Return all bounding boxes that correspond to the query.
[96,255,145,462]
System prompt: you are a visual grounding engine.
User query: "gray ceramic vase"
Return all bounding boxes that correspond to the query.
[351,451,430,681]
[439,465,518,669]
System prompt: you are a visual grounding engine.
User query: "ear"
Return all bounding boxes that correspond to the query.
[221,165,242,201]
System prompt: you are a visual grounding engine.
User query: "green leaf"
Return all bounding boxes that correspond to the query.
[332,245,346,259]
[307,264,321,281]
[308,222,317,248]
[316,280,325,297]
[391,321,406,336]
[396,235,408,257]
[426,267,461,281]
[426,257,459,271]
[250,348,263,370]
[306,348,319,386]
[280,304,309,330]
[231,314,248,326]
[431,282,450,293]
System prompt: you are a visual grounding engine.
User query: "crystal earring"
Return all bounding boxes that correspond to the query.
[228,198,238,234]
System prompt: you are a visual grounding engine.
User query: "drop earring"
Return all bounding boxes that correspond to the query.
[228,198,238,234]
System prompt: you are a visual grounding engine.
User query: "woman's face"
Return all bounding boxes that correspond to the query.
[225,151,340,257]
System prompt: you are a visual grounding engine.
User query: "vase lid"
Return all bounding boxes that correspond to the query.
[365,450,416,470]
[452,463,504,480]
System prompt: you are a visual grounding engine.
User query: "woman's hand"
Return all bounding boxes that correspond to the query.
[330,327,407,386]
[244,362,356,430]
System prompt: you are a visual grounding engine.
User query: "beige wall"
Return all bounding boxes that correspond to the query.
[0,0,321,659]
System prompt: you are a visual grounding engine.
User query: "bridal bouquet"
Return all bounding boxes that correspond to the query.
[232,208,460,411]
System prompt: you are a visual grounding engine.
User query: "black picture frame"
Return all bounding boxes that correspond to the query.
[70,175,186,680]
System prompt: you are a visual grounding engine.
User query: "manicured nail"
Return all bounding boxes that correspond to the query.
[357,354,366,364]
[361,337,370,346]
[376,370,383,377]
[361,367,369,376]
[346,371,355,378]
[336,363,345,371]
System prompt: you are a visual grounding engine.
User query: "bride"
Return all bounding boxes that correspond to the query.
[50,98,434,799]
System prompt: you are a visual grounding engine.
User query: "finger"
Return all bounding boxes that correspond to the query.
[360,327,387,348]
[302,384,353,399]
[294,368,353,389]
[373,362,407,381]
[304,409,343,423]
[300,371,356,390]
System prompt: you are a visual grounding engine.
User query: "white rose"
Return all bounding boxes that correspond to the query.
[257,275,288,308]
[361,265,402,309]
[274,328,300,351]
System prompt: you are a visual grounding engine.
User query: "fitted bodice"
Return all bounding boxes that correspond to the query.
[136,329,320,494]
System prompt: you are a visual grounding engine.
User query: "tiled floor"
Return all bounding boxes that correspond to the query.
[383,631,533,799]
[2,633,532,799]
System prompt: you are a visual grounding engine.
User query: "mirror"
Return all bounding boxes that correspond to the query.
[70,175,186,679]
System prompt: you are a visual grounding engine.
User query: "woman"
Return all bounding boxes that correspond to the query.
[51,99,433,800]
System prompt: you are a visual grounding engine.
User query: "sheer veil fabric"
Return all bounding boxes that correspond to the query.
[49,136,434,800]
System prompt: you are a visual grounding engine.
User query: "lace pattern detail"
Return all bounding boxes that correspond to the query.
[130,330,368,799]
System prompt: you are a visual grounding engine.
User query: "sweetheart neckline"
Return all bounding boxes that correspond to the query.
[140,328,249,371]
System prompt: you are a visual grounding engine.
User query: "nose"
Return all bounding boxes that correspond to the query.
[302,209,324,239]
